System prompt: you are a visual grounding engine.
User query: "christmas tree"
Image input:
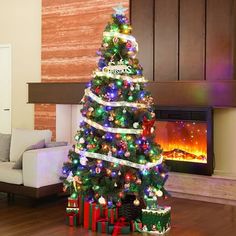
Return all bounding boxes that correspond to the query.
[62,4,168,209]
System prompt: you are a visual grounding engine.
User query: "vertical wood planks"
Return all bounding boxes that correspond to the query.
[131,0,154,81]
[155,0,179,81]
[206,0,234,80]
[179,0,206,80]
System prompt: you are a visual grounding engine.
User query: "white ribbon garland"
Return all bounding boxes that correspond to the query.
[94,71,147,83]
[78,150,163,170]
[83,117,142,134]
[142,207,171,214]
[103,31,138,51]
[84,88,148,109]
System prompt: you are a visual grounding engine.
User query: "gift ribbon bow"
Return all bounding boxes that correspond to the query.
[142,116,155,137]
[112,217,127,236]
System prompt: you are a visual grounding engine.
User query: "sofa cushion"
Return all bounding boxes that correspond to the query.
[12,139,46,170]
[10,129,52,162]
[45,141,68,148]
[0,133,11,162]
[0,162,23,185]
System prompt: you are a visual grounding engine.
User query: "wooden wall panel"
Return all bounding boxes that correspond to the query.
[131,0,154,81]
[206,0,234,80]
[155,0,178,81]
[179,0,206,80]
[35,0,129,139]
[41,0,129,82]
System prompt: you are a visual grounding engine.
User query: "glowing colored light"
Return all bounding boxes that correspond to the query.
[129,143,135,149]
[142,169,149,175]
[125,174,131,181]
[73,159,79,164]
[106,106,113,111]
[128,96,134,101]
[123,24,129,30]
[116,80,122,87]
[96,107,103,115]
[111,24,119,32]
[111,171,117,177]
[104,36,112,42]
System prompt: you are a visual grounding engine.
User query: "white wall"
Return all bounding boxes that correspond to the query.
[214,108,236,177]
[56,105,83,143]
[0,0,41,130]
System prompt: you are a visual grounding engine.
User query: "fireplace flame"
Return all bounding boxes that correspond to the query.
[154,121,207,164]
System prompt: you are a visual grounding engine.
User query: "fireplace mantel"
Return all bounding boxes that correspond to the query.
[28,80,236,107]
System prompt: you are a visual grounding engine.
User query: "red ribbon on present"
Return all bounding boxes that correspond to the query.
[97,218,109,233]
[67,212,76,226]
[105,207,118,224]
[112,217,127,236]
[142,116,155,137]
[92,204,102,231]
[83,202,90,229]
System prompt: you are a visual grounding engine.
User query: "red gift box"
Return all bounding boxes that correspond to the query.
[66,212,78,226]
[68,197,79,208]
[97,219,109,233]
[84,202,105,231]
[105,207,118,224]
[78,195,84,225]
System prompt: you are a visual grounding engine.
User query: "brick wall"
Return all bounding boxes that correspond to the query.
[35,0,129,140]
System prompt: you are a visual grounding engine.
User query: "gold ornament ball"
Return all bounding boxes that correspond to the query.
[133,198,140,206]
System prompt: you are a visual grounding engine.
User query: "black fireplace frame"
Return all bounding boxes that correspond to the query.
[155,106,214,176]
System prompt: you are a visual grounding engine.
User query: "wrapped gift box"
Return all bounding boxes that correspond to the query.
[84,202,105,231]
[68,197,79,208]
[108,225,130,234]
[66,212,79,227]
[130,219,142,232]
[105,207,118,224]
[97,220,109,233]
[141,206,171,234]
[66,207,79,214]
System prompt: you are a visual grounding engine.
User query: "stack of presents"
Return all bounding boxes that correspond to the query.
[65,195,171,235]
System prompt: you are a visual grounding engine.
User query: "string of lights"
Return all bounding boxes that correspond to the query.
[93,70,147,83]
[78,150,163,170]
[83,117,142,134]
[84,88,148,108]
[103,31,138,50]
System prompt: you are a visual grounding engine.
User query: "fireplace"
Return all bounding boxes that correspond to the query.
[154,107,214,176]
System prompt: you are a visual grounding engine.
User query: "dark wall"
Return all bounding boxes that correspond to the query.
[130,0,236,82]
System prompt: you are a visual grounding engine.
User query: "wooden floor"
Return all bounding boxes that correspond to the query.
[0,193,236,236]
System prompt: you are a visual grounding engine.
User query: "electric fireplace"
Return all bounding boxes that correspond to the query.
[154,107,214,176]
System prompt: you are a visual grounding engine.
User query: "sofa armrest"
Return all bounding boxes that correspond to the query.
[22,145,71,188]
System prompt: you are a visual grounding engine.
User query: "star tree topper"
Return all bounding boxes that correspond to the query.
[113,3,128,15]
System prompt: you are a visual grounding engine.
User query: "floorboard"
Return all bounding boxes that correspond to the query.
[0,193,236,236]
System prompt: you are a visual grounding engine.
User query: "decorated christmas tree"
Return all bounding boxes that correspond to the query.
[62,4,168,211]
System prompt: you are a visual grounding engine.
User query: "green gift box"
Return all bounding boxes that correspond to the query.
[141,206,171,233]
[65,212,78,227]
[108,225,130,234]
[97,220,109,233]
